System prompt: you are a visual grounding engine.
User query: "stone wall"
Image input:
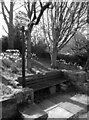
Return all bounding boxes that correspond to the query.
[2,98,17,119]
[62,70,89,94]
[1,87,34,119]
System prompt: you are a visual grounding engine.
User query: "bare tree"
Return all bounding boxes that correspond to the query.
[1,0,15,49]
[42,1,87,68]
[24,0,51,70]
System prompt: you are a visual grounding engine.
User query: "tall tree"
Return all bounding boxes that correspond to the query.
[24,0,51,70]
[1,0,15,49]
[42,1,87,68]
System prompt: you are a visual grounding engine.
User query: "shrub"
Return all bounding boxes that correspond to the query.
[57,53,88,67]
[31,41,49,58]
[1,36,8,52]
[2,58,12,68]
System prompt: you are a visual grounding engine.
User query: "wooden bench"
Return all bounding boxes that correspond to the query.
[18,70,67,92]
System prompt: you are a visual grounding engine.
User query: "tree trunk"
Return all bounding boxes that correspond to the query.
[2,1,15,49]
[8,26,15,49]
[8,1,14,49]
[27,29,32,71]
[51,46,57,68]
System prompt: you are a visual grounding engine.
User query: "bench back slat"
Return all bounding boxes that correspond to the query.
[18,70,66,91]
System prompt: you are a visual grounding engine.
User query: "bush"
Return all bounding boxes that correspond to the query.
[2,58,13,68]
[57,53,88,67]
[31,41,50,58]
[1,36,8,52]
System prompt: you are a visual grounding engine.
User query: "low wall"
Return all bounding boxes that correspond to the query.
[1,97,17,119]
[1,87,34,119]
[62,70,89,94]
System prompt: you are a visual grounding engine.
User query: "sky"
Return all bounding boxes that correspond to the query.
[0,0,74,38]
[0,0,26,38]
[0,0,87,38]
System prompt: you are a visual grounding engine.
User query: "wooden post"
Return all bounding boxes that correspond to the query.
[22,26,25,87]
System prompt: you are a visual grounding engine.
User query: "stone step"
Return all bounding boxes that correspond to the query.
[46,106,73,119]
[58,102,86,118]
[50,94,89,117]
[49,93,89,109]
[70,94,89,112]
[20,94,89,119]
[70,94,89,106]
[62,95,88,108]
[38,99,74,119]
[19,103,48,120]
[38,95,88,119]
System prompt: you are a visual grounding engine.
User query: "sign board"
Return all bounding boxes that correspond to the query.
[16,11,30,27]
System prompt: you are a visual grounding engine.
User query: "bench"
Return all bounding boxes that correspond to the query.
[18,70,67,92]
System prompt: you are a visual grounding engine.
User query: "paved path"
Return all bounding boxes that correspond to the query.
[38,93,89,119]
[20,93,89,119]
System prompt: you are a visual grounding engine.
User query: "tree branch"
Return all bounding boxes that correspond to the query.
[27,0,31,19]
[27,1,36,20]
[2,25,8,34]
[47,9,52,42]
[39,0,43,8]
[32,2,36,21]
[1,2,9,27]
[24,0,28,12]
[58,31,77,51]
[3,2,10,15]
[34,2,52,25]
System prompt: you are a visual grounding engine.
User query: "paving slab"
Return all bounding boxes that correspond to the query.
[46,106,73,119]
[70,94,89,105]
[20,103,48,120]
[59,102,84,114]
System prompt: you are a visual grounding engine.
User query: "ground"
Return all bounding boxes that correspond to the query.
[0,52,89,119]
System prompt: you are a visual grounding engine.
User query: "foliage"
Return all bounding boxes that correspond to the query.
[57,53,88,67]
[31,40,48,58]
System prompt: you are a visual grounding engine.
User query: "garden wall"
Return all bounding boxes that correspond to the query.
[62,70,89,94]
[1,87,34,119]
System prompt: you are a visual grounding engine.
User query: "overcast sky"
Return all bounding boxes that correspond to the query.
[0,0,87,38]
[0,0,26,38]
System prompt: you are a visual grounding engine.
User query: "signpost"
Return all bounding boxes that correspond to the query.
[22,26,25,87]
[17,12,29,87]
